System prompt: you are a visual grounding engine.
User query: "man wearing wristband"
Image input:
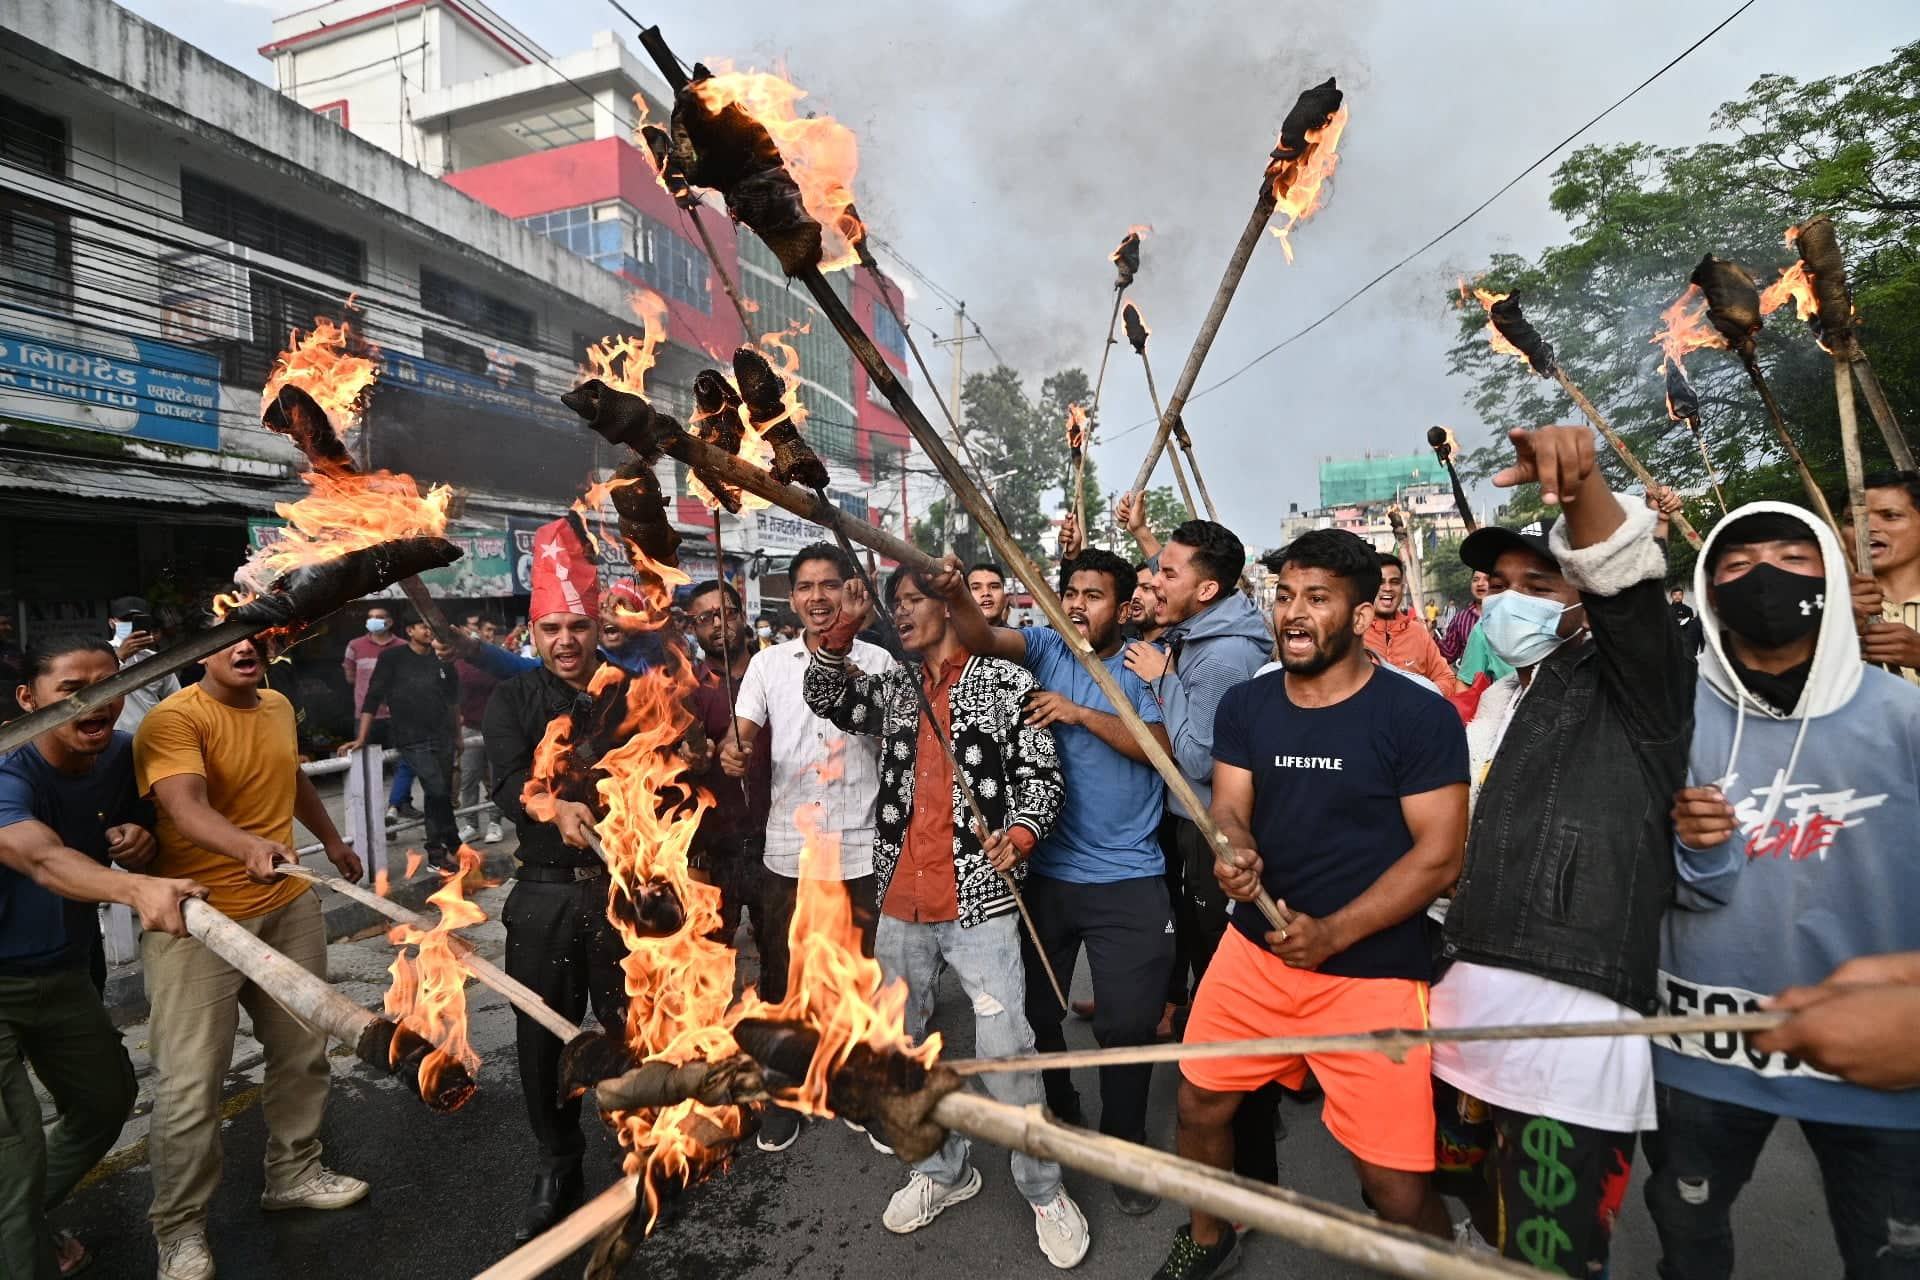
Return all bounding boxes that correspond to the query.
[801,564,1088,1268]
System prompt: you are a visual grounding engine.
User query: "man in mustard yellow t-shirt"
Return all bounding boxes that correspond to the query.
[134,636,366,1280]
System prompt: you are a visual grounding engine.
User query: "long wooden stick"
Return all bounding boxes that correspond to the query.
[1835,359,1874,571]
[686,209,756,340]
[634,31,1287,936]
[280,865,583,1043]
[1853,355,1916,471]
[1138,348,1199,519]
[1738,354,1844,539]
[1131,181,1279,494]
[1551,368,1703,548]
[1081,289,1126,537]
[472,1177,638,1280]
[947,1009,1786,1077]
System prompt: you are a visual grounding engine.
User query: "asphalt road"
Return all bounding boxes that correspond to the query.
[59,877,1843,1280]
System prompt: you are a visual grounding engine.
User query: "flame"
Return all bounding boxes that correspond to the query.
[691,63,864,272]
[1652,284,1728,362]
[1457,280,1528,363]
[405,849,424,879]
[1065,403,1089,452]
[259,316,379,437]
[383,845,487,1105]
[1266,105,1349,262]
[581,290,673,399]
[1760,262,1817,322]
[210,590,257,620]
[1111,225,1150,262]
[374,869,391,897]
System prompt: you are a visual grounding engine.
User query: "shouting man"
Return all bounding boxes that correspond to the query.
[1366,554,1459,695]
[967,562,1011,627]
[803,565,1087,1267]
[1154,528,1467,1280]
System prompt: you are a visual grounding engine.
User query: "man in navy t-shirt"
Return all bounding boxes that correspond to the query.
[1,637,202,1279]
[944,548,1174,1213]
[1153,529,1468,1280]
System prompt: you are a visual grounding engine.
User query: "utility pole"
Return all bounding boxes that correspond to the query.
[931,302,987,561]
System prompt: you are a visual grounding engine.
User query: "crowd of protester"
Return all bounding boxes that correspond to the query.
[5,426,1920,1279]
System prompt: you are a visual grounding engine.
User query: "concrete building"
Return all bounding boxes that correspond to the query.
[0,0,920,657]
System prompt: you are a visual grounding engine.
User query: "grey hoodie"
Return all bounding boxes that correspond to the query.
[1157,590,1273,819]
[1655,501,1920,1128]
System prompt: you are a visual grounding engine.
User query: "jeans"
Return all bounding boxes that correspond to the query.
[1644,1083,1920,1279]
[877,912,1062,1206]
[143,891,331,1243]
[456,736,494,826]
[398,740,458,851]
[502,878,628,1170]
[0,968,137,1279]
[1020,873,1173,1145]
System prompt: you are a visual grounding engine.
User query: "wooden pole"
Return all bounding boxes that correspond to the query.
[471,1178,638,1280]
[947,1009,1787,1077]
[1853,355,1916,471]
[932,1093,1534,1280]
[183,896,383,1050]
[1684,420,1729,513]
[686,209,756,340]
[1138,349,1199,519]
[1835,359,1874,571]
[0,617,257,757]
[1131,183,1279,495]
[1550,368,1703,548]
[634,29,1288,936]
[1736,355,1844,539]
[1081,289,1126,538]
[280,866,582,1043]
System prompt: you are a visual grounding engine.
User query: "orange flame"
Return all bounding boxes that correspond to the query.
[690,63,864,272]
[259,316,379,437]
[1432,425,1460,456]
[581,290,672,399]
[210,590,257,620]
[383,845,487,1105]
[1651,284,1728,362]
[1267,106,1349,262]
[1065,403,1089,451]
[1457,280,1528,363]
[1111,225,1151,262]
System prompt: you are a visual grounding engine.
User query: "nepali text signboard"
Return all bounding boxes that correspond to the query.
[249,520,513,598]
[0,326,220,450]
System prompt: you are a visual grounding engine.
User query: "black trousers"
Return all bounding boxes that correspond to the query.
[397,740,459,851]
[755,870,877,1004]
[502,876,628,1171]
[1160,813,1193,1005]
[1176,817,1284,1185]
[1021,873,1173,1144]
[689,832,764,948]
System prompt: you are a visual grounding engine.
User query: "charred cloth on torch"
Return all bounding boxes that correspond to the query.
[1689,254,1763,353]
[262,384,356,475]
[1112,231,1142,290]
[220,537,460,630]
[640,122,701,212]
[670,65,822,276]
[732,1018,962,1165]
[1426,424,1455,466]
[1792,215,1857,351]
[1266,76,1343,188]
[1488,294,1556,376]
[1664,357,1702,424]
[689,369,747,512]
[1123,302,1149,355]
[734,346,830,490]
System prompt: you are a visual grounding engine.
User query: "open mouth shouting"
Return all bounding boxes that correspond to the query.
[73,711,115,748]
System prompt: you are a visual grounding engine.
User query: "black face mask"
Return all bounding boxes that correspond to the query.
[1713,562,1825,649]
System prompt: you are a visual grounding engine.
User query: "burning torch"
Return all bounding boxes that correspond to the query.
[1426,426,1477,533]
[1657,354,1727,513]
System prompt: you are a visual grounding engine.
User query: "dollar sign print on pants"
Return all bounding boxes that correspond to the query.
[1515,1116,1576,1274]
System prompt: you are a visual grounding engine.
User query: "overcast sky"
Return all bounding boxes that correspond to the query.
[119,0,1915,534]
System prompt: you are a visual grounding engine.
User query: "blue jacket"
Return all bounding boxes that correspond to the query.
[1155,590,1271,819]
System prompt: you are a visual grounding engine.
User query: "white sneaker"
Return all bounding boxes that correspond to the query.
[457,824,478,843]
[158,1232,215,1280]
[485,822,503,844]
[385,805,401,823]
[260,1167,369,1211]
[1033,1187,1090,1268]
[882,1165,982,1234]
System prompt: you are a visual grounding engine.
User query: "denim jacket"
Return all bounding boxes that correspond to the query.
[1442,502,1695,1012]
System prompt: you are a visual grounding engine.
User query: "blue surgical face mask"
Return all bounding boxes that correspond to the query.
[111,620,133,644]
[1478,590,1582,668]
[366,617,389,635]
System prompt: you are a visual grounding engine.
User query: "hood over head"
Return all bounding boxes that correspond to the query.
[1691,500,1861,825]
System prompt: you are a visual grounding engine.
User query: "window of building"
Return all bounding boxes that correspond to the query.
[224,274,346,388]
[521,204,625,273]
[423,328,488,377]
[312,100,350,128]
[0,191,72,312]
[805,409,855,470]
[181,170,365,282]
[872,299,907,361]
[0,94,67,176]
[633,213,710,311]
[419,266,536,347]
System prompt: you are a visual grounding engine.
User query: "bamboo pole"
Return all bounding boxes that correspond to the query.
[1130,182,1279,495]
[1852,356,1915,471]
[634,28,1287,935]
[1835,359,1874,571]
[947,1009,1787,1077]
[472,1178,638,1280]
[1551,369,1703,548]
[1683,420,1729,513]
[280,866,582,1043]
[687,210,756,340]
[1137,346,1200,520]
[0,617,257,757]
[1081,289,1126,536]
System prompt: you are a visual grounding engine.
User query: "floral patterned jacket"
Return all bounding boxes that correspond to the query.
[803,648,1065,927]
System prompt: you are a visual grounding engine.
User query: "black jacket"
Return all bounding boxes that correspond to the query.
[482,665,602,872]
[362,644,458,748]
[1443,537,1695,1013]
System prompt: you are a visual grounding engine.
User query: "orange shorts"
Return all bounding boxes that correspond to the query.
[1181,926,1435,1172]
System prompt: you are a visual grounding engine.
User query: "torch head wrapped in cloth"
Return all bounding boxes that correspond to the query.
[1427,425,1456,467]
[1274,77,1343,162]
[1791,215,1857,353]
[1663,357,1702,425]
[639,122,700,212]
[562,377,683,459]
[734,345,829,490]
[1688,255,1763,354]
[688,368,747,513]
[1488,294,1556,376]
[219,536,460,629]
[1122,302,1149,356]
[670,66,822,276]
[1111,229,1144,289]
[261,384,355,476]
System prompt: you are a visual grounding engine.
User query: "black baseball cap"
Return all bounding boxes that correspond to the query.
[109,595,151,618]
[1460,516,1559,574]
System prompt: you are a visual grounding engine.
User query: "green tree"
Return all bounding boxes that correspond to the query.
[1447,41,1920,534]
